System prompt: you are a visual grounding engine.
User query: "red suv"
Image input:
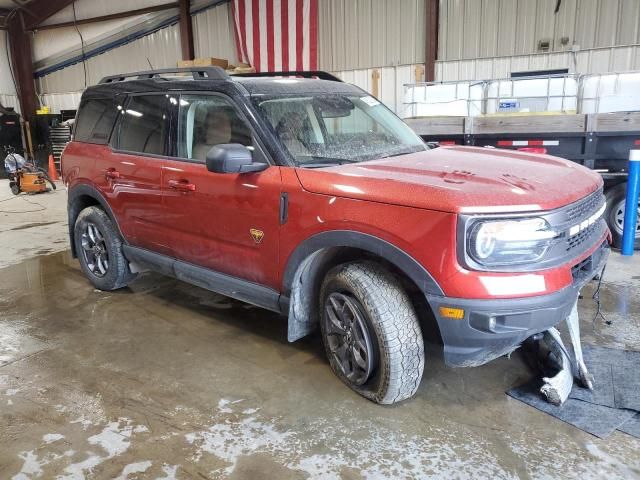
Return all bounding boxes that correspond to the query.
[63,68,609,404]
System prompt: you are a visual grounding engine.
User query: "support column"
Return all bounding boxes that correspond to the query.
[7,11,37,118]
[425,0,439,82]
[179,0,194,61]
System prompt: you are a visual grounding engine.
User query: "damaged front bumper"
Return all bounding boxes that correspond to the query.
[426,242,609,368]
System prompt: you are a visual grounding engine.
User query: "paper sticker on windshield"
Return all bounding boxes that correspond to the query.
[360,96,380,107]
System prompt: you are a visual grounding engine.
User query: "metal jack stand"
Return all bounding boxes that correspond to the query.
[539,302,594,406]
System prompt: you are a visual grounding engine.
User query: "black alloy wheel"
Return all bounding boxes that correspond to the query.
[80,222,110,277]
[323,291,376,386]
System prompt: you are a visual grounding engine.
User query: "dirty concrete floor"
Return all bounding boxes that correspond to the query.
[1,183,639,479]
[0,179,69,269]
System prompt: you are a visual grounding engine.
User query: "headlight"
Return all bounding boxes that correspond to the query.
[468,217,558,267]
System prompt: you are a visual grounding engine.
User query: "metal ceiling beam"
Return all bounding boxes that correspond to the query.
[32,2,179,31]
[22,0,75,30]
[178,0,194,60]
[425,0,439,82]
[7,10,38,117]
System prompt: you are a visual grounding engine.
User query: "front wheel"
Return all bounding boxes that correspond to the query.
[605,183,640,249]
[74,206,136,290]
[320,262,425,404]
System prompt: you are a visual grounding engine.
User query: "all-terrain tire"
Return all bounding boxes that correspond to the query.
[605,183,640,249]
[320,261,425,404]
[74,206,136,290]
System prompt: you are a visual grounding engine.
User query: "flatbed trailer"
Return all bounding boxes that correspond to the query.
[405,112,640,248]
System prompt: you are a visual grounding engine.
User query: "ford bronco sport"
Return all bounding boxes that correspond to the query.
[63,67,609,404]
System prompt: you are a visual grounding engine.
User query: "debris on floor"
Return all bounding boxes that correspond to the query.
[507,345,640,439]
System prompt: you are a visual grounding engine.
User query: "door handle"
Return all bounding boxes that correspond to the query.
[168,179,196,192]
[105,168,120,180]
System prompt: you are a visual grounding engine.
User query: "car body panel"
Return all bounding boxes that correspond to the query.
[161,160,283,288]
[295,146,603,214]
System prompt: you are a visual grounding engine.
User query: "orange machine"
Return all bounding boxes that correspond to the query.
[10,169,54,195]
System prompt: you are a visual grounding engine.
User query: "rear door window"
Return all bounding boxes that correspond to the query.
[74,98,119,144]
[115,95,168,156]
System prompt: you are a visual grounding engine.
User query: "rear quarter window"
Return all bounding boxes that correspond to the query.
[74,98,119,144]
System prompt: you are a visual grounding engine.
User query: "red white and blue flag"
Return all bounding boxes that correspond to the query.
[231,0,318,72]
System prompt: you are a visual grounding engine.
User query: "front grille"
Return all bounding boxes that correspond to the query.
[566,221,601,252]
[565,188,603,222]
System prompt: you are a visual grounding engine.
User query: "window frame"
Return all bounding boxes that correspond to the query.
[166,91,274,167]
[73,97,120,145]
[111,92,172,159]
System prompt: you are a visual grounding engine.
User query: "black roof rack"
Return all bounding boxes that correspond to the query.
[231,70,342,82]
[99,67,229,84]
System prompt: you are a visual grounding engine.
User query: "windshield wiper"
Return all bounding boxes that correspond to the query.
[378,146,426,160]
[296,156,361,167]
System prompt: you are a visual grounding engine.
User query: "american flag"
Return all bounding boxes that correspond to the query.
[231,0,318,72]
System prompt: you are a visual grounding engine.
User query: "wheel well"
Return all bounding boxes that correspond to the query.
[285,247,441,344]
[68,194,102,257]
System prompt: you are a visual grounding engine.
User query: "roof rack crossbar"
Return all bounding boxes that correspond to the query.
[99,67,229,84]
[232,70,342,82]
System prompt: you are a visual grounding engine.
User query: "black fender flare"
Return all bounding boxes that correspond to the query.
[67,184,124,257]
[281,230,444,342]
[282,230,444,296]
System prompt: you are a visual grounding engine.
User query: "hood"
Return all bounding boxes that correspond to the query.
[295,146,602,214]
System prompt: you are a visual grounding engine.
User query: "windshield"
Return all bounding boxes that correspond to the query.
[252,94,427,167]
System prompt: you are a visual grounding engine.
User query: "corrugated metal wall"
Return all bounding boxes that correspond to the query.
[318,0,426,71]
[33,17,151,64]
[192,2,237,63]
[37,24,181,95]
[436,44,640,81]
[439,0,640,61]
[335,64,425,114]
[0,32,17,98]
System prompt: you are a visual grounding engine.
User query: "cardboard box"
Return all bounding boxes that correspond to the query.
[192,57,228,69]
[177,60,194,68]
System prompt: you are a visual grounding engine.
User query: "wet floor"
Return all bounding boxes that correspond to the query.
[0,251,639,479]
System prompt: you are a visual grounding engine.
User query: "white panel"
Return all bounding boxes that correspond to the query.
[435,45,640,83]
[553,0,576,50]
[319,0,425,71]
[37,24,181,94]
[462,0,481,59]
[496,0,517,57]
[588,49,613,73]
[514,0,537,55]
[443,0,464,60]
[534,0,556,48]
[617,0,640,45]
[595,0,619,48]
[0,94,20,114]
[440,0,639,61]
[458,60,476,81]
[41,0,170,25]
[479,0,499,58]
[0,32,17,96]
[192,2,238,64]
[573,0,598,49]
[33,16,150,63]
[510,55,531,73]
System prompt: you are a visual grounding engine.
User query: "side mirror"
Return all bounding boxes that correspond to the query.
[205,144,268,174]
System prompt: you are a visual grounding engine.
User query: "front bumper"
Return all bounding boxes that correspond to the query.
[426,241,609,367]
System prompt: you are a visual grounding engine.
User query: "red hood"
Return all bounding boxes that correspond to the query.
[295,146,602,214]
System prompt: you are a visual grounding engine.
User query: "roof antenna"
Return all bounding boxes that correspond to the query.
[147,57,154,70]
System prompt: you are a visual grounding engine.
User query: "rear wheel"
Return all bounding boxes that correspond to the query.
[320,262,424,404]
[605,183,640,248]
[74,206,136,290]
